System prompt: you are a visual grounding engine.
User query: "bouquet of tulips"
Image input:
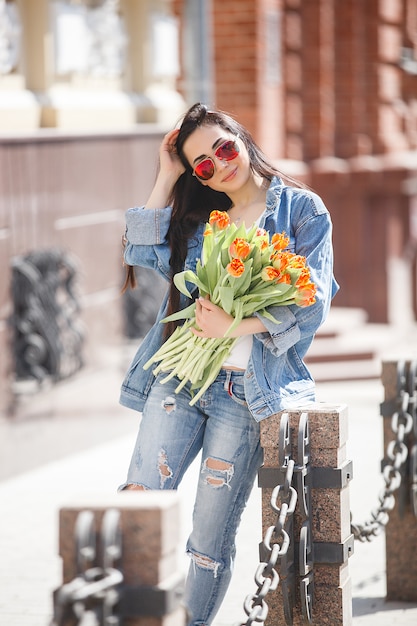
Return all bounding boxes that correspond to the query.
[143,210,317,405]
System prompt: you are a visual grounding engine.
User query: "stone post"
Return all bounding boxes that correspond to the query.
[381,360,417,602]
[57,492,186,626]
[259,404,353,625]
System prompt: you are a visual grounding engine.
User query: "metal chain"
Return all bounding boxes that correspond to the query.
[296,413,313,623]
[241,412,312,625]
[408,361,417,515]
[351,360,417,542]
[51,509,123,626]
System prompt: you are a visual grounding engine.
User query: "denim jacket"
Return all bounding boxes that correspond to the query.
[120,176,339,422]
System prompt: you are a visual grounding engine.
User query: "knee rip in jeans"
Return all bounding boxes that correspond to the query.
[187,548,221,578]
[158,448,173,486]
[123,449,173,490]
[124,483,148,491]
[161,395,176,413]
[202,457,234,489]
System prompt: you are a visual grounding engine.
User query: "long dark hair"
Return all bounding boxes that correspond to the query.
[123,102,303,335]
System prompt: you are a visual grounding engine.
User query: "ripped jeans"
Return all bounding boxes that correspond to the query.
[119,369,263,626]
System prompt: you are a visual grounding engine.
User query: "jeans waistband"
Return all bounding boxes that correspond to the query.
[218,368,245,383]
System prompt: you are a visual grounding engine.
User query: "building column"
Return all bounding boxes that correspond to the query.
[3,0,186,132]
[0,0,41,131]
[123,0,186,125]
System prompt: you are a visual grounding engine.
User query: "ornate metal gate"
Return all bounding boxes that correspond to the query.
[10,248,85,386]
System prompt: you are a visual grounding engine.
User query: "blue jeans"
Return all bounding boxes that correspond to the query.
[119,369,263,626]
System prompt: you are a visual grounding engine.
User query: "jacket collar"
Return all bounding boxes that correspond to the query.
[262,176,283,223]
[266,176,283,209]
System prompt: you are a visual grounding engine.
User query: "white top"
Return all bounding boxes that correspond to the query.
[223,335,253,370]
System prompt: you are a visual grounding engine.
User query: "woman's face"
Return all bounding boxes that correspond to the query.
[181,124,251,193]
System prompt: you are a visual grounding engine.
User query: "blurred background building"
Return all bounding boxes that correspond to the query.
[0,0,417,418]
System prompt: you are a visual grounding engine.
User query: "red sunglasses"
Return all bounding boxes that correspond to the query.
[192,137,240,181]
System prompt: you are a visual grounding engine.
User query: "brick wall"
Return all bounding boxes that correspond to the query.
[171,0,417,322]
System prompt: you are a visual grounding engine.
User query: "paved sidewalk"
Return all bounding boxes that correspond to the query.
[1,364,417,624]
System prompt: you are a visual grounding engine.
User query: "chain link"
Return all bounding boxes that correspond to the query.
[241,412,313,625]
[296,412,313,624]
[352,360,417,542]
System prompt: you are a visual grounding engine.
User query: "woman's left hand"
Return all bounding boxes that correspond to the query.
[191,298,234,338]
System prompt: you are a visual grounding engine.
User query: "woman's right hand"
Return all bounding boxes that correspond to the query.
[144,129,185,209]
[158,128,185,181]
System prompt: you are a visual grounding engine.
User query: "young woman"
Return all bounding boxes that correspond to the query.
[119,103,339,625]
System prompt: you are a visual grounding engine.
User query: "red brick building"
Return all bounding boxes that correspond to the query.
[173,0,417,324]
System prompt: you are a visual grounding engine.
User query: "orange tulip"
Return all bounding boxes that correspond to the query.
[295,284,317,307]
[209,210,231,230]
[261,266,281,281]
[277,273,292,285]
[288,254,307,269]
[296,267,312,288]
[229,238,251,260]
[254,228,269,250]
[227,258,246,277]
[271,252,290,273]
[204,225,213,237]
[271,232,290,251]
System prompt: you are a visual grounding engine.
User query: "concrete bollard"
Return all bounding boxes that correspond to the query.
[259,405,353,625]
[56,492,186,625]
[381,360,417,603]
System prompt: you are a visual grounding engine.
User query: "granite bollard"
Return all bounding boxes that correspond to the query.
[381,360,417,603]
[259,404,353,625]
[55,492,186,626]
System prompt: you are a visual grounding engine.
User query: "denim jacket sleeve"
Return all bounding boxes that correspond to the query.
[253,187,339,357]
[123,205,204,284]
[123,206,173,281]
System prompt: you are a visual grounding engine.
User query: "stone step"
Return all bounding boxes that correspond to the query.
[306,340,375,364]
[316,306,369,337]
[306,358,381,383]
[305,307,390,382]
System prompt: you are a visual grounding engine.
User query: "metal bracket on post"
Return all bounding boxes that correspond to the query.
[118,576,184,619]
[312,536,355,564]
[258,459,353,490]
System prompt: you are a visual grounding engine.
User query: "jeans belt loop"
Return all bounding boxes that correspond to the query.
[223,368,232,392]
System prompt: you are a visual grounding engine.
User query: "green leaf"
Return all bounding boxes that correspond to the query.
[174,270,208,297]
[201,230,214,265]
[218,286,234,314]
[161,302,196,323]
[221,245,231,268]
[256,308,280,323]
[224,300,244,336]
[233,222,250,239]
[232,259,253,296]
[212,264,234,304]
[221,221,239,241]
[204,239,224,293]
[247,246,261,275]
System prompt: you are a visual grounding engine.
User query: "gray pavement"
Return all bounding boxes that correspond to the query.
[1,339,417,625]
